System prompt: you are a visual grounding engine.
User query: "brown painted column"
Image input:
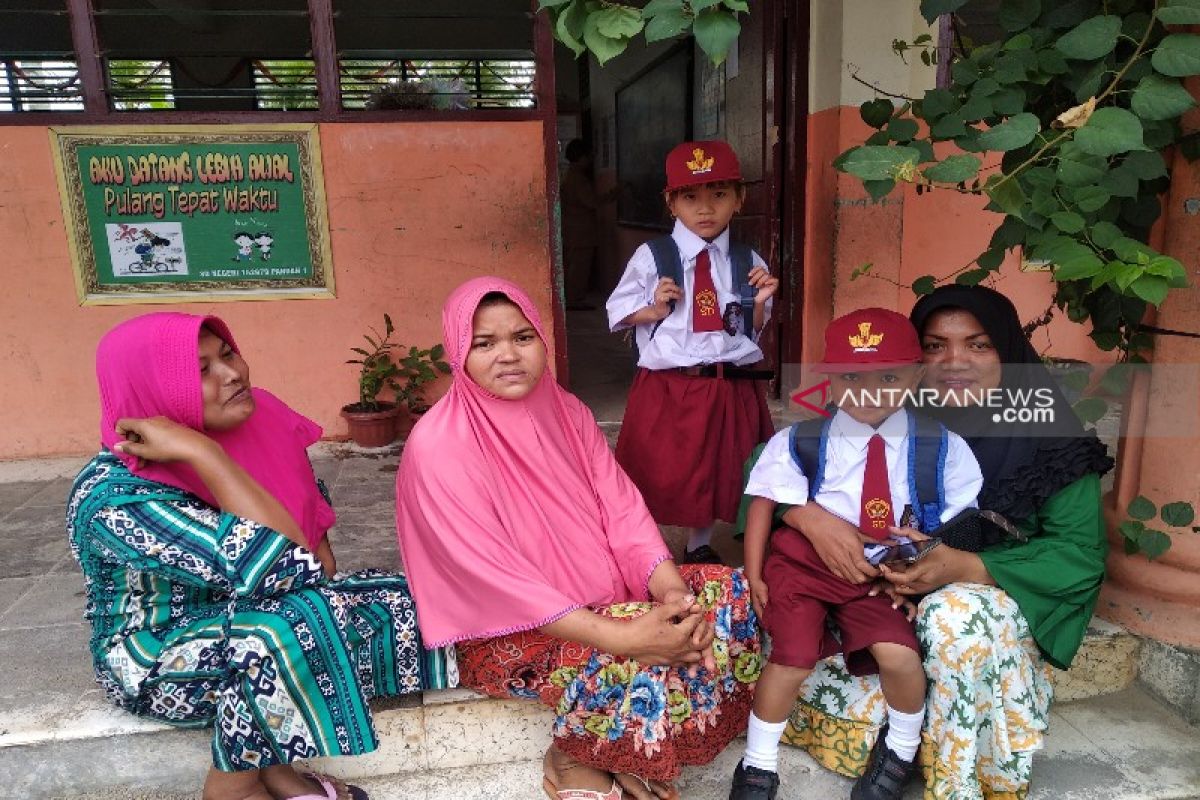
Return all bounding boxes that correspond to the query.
[1099,89,1200,647]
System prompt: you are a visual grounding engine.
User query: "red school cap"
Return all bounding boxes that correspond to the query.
[814,307,924,373]
[664,140,742,191]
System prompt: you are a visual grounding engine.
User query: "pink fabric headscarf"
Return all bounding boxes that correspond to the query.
[395,277,670,648]
[96,312,335,551]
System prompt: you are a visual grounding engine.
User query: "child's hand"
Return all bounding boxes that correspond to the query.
[869,579,918,621]
[748,576,770,621]
[748,266,779,305]
[650,277,683,319]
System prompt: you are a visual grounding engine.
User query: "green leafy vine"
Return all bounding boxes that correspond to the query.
[538,0,748,65]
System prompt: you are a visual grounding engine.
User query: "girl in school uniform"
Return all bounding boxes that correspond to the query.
[606,140,779,564]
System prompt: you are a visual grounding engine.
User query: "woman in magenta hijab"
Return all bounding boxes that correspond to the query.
[396,277,762,800]
[68,313,455,800]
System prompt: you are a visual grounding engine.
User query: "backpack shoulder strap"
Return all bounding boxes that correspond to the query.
[647,235,683,287]
[906,411,949,532]
[728,241,757,339]
[789,416,833,498]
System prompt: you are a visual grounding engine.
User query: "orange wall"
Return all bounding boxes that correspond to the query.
[0,122,553,459]
[802,106,1108,368]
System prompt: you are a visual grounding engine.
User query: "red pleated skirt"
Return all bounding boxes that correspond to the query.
[616,368,774,527]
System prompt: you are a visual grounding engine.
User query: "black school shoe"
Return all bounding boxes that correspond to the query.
[682,544,725,565]
[728,759,779,800]
[851,727,918,800]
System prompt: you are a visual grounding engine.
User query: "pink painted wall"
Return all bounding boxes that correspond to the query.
[0,122,553,459]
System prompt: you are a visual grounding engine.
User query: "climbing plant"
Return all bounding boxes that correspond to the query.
[835,0,1200,558]
[538,0,747,65]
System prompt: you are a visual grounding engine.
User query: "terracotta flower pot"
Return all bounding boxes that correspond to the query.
[340,402,402,448]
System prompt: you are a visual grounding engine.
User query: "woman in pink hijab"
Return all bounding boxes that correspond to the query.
[396,277,762,800]
[68,313,455,800]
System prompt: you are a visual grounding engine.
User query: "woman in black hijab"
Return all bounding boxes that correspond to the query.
[783,285,1112,800]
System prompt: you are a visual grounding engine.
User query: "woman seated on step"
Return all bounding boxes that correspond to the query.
[68,313,455,800]
[782,285,1114,799]
[395,277,763,800]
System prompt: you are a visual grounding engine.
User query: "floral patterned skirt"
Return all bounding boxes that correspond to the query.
[781,584,1053,800]
[456,564,762,781]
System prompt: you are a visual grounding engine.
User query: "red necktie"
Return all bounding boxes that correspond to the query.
[691,248,723,332]
[859,434,894,540]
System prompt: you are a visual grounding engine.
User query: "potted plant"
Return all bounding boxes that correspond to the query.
[342,315,405,448]
[392,343,452,438]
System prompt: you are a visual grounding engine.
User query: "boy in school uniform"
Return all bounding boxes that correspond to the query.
[606,140,779,564]
[730,308,984,800]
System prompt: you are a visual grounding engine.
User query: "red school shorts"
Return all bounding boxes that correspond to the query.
[761,526,920,676]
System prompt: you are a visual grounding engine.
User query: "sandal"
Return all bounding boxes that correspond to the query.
[616,772,681,800]
[294,770,370,800]
[542,749,623,799]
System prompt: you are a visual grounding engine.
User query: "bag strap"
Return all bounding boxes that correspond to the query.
[646,236,681,340]
[906,412,949,532]
[788,416,834,498]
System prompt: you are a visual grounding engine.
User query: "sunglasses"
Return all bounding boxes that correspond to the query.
[863,535,941,567]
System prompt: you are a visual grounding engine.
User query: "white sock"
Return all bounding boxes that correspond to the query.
[687,524,715,552]
[884,704,925,762]
[743,712,788,773]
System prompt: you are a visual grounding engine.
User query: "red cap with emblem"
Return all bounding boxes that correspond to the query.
[814,307,923,373]
[664,140,742,191]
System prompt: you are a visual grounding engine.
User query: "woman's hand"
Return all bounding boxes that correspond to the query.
[878,530,993,595]
[782,504,879,584]
[868,580,917,621]
[114,416,218,468]
[620,596,714,670]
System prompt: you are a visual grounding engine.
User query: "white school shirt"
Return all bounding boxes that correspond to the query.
[745,408,983,529]
[605,220,772,370]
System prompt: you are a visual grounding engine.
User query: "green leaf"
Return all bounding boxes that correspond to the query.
[919,0,969,24]
[1037,48,1069,74]
[973,77,1001,97]
[693,8,741,65]
[931,115,968,139]
[912,275,937,295]
[1044,0,1094,29]
[722,0,751,10]
[642,0,681,16]
[1112,236,1155,262]
[1055,15,1121,60]
[977,112,1040,151]
[1091,330,1121,350]
[1131,75,1197,121]
[1051,211,1086,233]
[645,8,689,41]
[922,154,982,183]
[990,216,1029,250]
[888,117,920,141]
[1073,185,1112,213]
[999,0,1040,31]
[1004,32,1035,50]
[1139,529,1173,560]
[593,5,643,38]
[911,138,936,163]
[978,247,1006,268]
[864,179,897,201]
[956,269,992,286]
[920,88,958,119]
[984,175,1029,217]
[555,0,589,56]
[1076,107,1148,157]
[1123,151,1168,180]
[1158,0,1200,25]
[839,145,921,181]
[1146,255,1190,288]
[952,59,981,86]
[1054,252,1105,280]
[582,18,628,64]
[1103,166,1140,198]
[1031,187,1060,218]
[860,98,894,129]
[1091,221,1123,248]
[1152,34,1200,78]
[1161,501,1196,527]
[1128,495,1157,521]
[1074,396,1109,424]
[1130,274,1169,305]
[691,0,723,9]
[991,87,1027,115]
[1057,153,1107,187]
[539,0,573,7]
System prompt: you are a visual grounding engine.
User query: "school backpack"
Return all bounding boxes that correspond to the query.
[735,410,950,535]
[646,235,757,338]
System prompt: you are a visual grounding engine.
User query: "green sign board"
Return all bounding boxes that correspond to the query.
[52,125,334,304]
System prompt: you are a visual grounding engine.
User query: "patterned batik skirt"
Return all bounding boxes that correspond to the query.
[781,584,1053,800]
[100,570,457,771]
[457,564,763,782]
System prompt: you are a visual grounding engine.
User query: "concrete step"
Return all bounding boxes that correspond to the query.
[41,686,1200,800]
[1,618,1150,799]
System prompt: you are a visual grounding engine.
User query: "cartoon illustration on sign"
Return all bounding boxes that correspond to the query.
[232,232,254,262]
[253,232,274,261]
[106,223,188,277]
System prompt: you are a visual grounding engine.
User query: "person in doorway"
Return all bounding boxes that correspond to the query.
[69,312,456,800]
[396,277,762,800]
[730,308,982,800]
[783,285,1113,799]
[560,138,607,310]
[606,140,779,565]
